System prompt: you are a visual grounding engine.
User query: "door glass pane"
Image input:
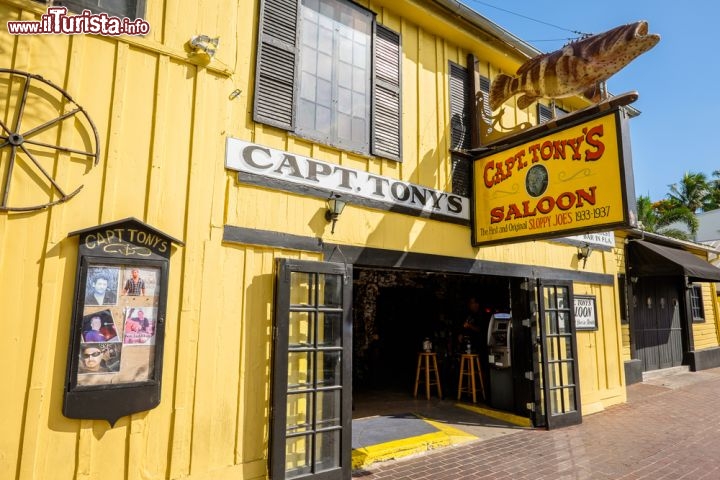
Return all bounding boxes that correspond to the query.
[562,360,575,385]
[558,311,569,333]
[286,435,312,478]
[317,351,341,387]
[289,311,313,347]
[545,287,556,309]
[317,312,342,347]
[547,362,561,388]
[556,287,568,309]
[545,335,557,361]
[288,351,314,390]
[315,430,341,473]
[550,388,562,414]
[565,387,576,411]
[286,392,312,433]
[545,311,558,334]
[290,272,314,305]
[560,336,574,360]
[316,389,341,429]
[318,273,342,307]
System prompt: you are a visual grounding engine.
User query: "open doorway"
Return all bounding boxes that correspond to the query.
[351,267,511,416]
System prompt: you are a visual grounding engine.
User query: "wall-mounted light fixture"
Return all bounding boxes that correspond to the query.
[325,194,347,234]
[189,35,220,59]
[577,244,592,268]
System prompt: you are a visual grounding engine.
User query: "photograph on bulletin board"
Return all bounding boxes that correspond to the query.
[123,306,157,346]
[84,266,120,306]
[120,266,160,298]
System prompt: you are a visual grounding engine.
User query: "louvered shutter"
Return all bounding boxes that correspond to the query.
[537,104,553,124]
[449,63,475,196]
[372,24,402,161]
[537,103,568,125]
[449,62,471,151]
[480,76,490,96]
[253,0,299,130]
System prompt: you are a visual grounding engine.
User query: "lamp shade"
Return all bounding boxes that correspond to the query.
[328,197,346,216]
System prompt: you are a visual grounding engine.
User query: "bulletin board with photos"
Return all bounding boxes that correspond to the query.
[77,263,163,387]
[64,217,182,424]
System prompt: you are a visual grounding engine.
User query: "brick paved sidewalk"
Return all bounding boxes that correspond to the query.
[352,368,720,479]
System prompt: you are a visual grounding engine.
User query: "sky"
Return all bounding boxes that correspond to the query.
[459,0,717,201]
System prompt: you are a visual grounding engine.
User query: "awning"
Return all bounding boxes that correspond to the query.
[628,240,720,282]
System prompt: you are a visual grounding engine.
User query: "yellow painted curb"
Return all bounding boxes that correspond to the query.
[455,402,533,428]
[351,415,477,470]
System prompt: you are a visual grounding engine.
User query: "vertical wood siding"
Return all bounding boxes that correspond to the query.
[692,283,720,350]
[0,0,630,478]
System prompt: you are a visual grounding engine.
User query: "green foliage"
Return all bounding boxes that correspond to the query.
[636,195,697,240]
[667,172,710,213]
[637,169,720,241]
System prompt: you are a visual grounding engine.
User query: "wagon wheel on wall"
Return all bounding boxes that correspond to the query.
[0,68,100,212]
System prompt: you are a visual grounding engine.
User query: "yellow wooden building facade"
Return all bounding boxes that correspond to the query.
[2,0,719,479]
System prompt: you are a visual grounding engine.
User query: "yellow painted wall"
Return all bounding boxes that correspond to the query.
[0,1,626,479]
[692,283,720,350]
[573,282,626,414]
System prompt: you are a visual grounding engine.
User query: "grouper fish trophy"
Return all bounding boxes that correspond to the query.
[489,21,660,111]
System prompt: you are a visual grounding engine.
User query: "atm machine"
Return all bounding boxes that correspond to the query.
[487,313,513,410]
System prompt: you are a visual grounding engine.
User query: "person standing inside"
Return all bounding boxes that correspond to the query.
[123,268,146,296]
[461,296,491,396]
[462,297,487,352]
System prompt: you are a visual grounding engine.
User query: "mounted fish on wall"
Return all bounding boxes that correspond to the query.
[489,21,660,111]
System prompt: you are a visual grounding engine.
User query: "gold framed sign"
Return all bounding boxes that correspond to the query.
[472,109,636,246]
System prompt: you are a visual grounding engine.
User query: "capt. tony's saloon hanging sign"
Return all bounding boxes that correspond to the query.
[472,108,637,246]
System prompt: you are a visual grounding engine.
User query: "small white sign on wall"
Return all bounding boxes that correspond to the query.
[574,295,598,331]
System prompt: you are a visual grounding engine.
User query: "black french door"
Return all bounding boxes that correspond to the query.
[535,280,582,429]
[270,259,353,480]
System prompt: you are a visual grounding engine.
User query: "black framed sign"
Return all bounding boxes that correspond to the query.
[574,295,598,331]
[63,218,182,425]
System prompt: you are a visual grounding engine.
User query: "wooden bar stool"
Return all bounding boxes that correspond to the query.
[413,352,442,400]
[457,353,485,403]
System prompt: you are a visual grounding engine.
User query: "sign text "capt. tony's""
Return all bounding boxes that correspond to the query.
[225,138,469,221]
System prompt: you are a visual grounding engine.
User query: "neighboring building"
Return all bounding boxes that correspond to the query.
[696,208,720,241]
[617,231,720,383]
[1,1,717,480]
[666,207,720,242]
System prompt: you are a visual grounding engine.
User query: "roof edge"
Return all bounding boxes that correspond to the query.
[625,228,720,254]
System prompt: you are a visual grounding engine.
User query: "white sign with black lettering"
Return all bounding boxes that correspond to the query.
[225,138,470,221]
[574,295,598,330]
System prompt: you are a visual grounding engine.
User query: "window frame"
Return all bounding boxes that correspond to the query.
[295,0,374,154]
[689,284,705,323]
[253,0,402,162]
[53,0,147,20]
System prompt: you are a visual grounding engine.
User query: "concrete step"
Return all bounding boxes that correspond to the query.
[642,365,690,382]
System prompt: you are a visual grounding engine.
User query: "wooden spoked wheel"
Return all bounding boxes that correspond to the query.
[0,69,100,212]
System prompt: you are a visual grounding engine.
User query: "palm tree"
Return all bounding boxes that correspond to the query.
[705,170,720,211]
[636,195,698,240]
[667,172,710,213]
